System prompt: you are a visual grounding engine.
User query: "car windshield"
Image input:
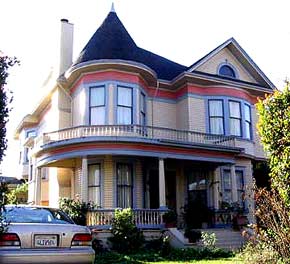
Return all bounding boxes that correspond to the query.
[2,207,74,224]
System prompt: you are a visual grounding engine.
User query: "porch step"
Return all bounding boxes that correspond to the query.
[196,228,246,250]
[166,228,246,250]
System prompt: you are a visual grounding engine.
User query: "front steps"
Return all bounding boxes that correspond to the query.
[166,228,246,250]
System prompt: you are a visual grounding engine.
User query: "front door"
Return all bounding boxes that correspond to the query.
[147,169,176,210]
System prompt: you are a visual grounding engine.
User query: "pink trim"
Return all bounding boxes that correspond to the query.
[43,142,234,159]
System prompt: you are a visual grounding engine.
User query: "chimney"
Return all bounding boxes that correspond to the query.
[59,18,74,75]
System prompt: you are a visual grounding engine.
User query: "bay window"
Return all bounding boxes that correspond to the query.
[140,92,146,126]
[244,104,252,139]
[222,169,232,204]
[229,101,241,136]
[236,170,245,208]
[209,100,224,134]
[88,164,101,206]
[89,86,105,125]
[117,86,133,124]
[117,163,133,208]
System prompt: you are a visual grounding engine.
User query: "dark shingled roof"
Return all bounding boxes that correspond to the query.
[74,11,187,80]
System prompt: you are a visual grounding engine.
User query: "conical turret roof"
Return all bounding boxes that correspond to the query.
[74,11,187,80]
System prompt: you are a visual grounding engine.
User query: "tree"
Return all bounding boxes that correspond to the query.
[0,53,19,234]
[0,53,19,162]
[257,84,290,206]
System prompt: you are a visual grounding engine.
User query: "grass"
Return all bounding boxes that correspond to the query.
[145,258,243,263]
[94,251,243,264]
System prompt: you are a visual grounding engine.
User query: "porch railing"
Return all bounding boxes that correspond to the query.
[36,125,235,148]
[86,208,166,229]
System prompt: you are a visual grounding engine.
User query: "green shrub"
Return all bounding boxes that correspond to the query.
[108,208,144,253]
[6,182,28,204]
[201,231,216,249]
[59,197,95,225]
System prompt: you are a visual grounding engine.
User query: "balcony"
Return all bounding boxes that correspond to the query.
[35,125,236,150]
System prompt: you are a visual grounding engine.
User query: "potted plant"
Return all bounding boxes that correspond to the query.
[163,210,177,228]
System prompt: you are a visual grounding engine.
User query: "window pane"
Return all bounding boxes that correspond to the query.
[245,122,251,139]
[88,164,101,186]
[117,107,132,124]
[90,87,105,106]
[209,100,223,116]
[140,113,146,126]
[223,170,231,189]
[244,105,251,121]
[229,101,241,118]
[230,119,241,136]
[219,65,236,78]
[90,107,105,125]
[140,93,145,112]
[236,170,244,190]
[117,164,132,185]
[88,186,101,206]
[210,117,224,134]
[117,163,133,208]
[223,190,232,203]
[118,87,132,106]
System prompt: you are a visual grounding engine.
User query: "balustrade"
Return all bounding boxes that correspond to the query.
[38,125,235,148]
[86,208,166,229]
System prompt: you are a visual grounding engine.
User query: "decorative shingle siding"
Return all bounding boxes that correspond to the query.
[58,88,71,129]
[72,86,86,126]
[103,156,114,208]
[196,48,257,84]
[135,160,143,208]
[188,97,206,132]
[176,98,189,130]
[147,100,176,128]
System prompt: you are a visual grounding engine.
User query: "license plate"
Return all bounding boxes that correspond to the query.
[34,235,58,248]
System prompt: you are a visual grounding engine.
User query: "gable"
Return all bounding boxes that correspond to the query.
[195,47,258,84]
[188,38,275,90]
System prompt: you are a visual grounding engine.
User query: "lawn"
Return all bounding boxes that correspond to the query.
[94,251,243,264]
[145,258,243,263]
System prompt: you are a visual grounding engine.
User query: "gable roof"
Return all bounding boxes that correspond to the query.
[74,11,187,80]
[187,38,275,90]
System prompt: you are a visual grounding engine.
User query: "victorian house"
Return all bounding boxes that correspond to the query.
[15,6,274,245]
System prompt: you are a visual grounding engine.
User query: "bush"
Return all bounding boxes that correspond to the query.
[6,182,28,204]
[59,197,95,225]
[108,208,144,253]
[201,231,216,249]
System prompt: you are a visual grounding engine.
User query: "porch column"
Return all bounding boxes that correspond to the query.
[81,157,88,203]
[34,167,41,205]
[159,158,166,209]
[231,165,238,202]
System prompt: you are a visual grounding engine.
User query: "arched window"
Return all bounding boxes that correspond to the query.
[219,65,236,78]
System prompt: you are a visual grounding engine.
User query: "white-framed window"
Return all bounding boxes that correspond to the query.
[236,170,245,208]
[229,101,242,136]
[209,99,224,135]
[117,86,133,124]
[26,130,36,138]
[222,169,232,204]
[140,92,146,126]
[89,86,105,125]
[88,164,101,206]
[117,163,133,208]
[244,104,252,139]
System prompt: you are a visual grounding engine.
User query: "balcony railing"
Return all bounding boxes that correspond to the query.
[36,125,235,148]
[86,208,166,229]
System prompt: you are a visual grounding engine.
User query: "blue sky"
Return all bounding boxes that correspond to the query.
[1,0,289,176]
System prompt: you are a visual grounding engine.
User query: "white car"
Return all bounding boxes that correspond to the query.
[0,205,95,264]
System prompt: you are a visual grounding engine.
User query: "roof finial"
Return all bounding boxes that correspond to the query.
[111,2,116,13]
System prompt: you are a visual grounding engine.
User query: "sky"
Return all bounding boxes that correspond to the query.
[0,0,290,176]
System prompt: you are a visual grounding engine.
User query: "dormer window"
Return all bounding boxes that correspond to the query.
[218,64,236,79]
